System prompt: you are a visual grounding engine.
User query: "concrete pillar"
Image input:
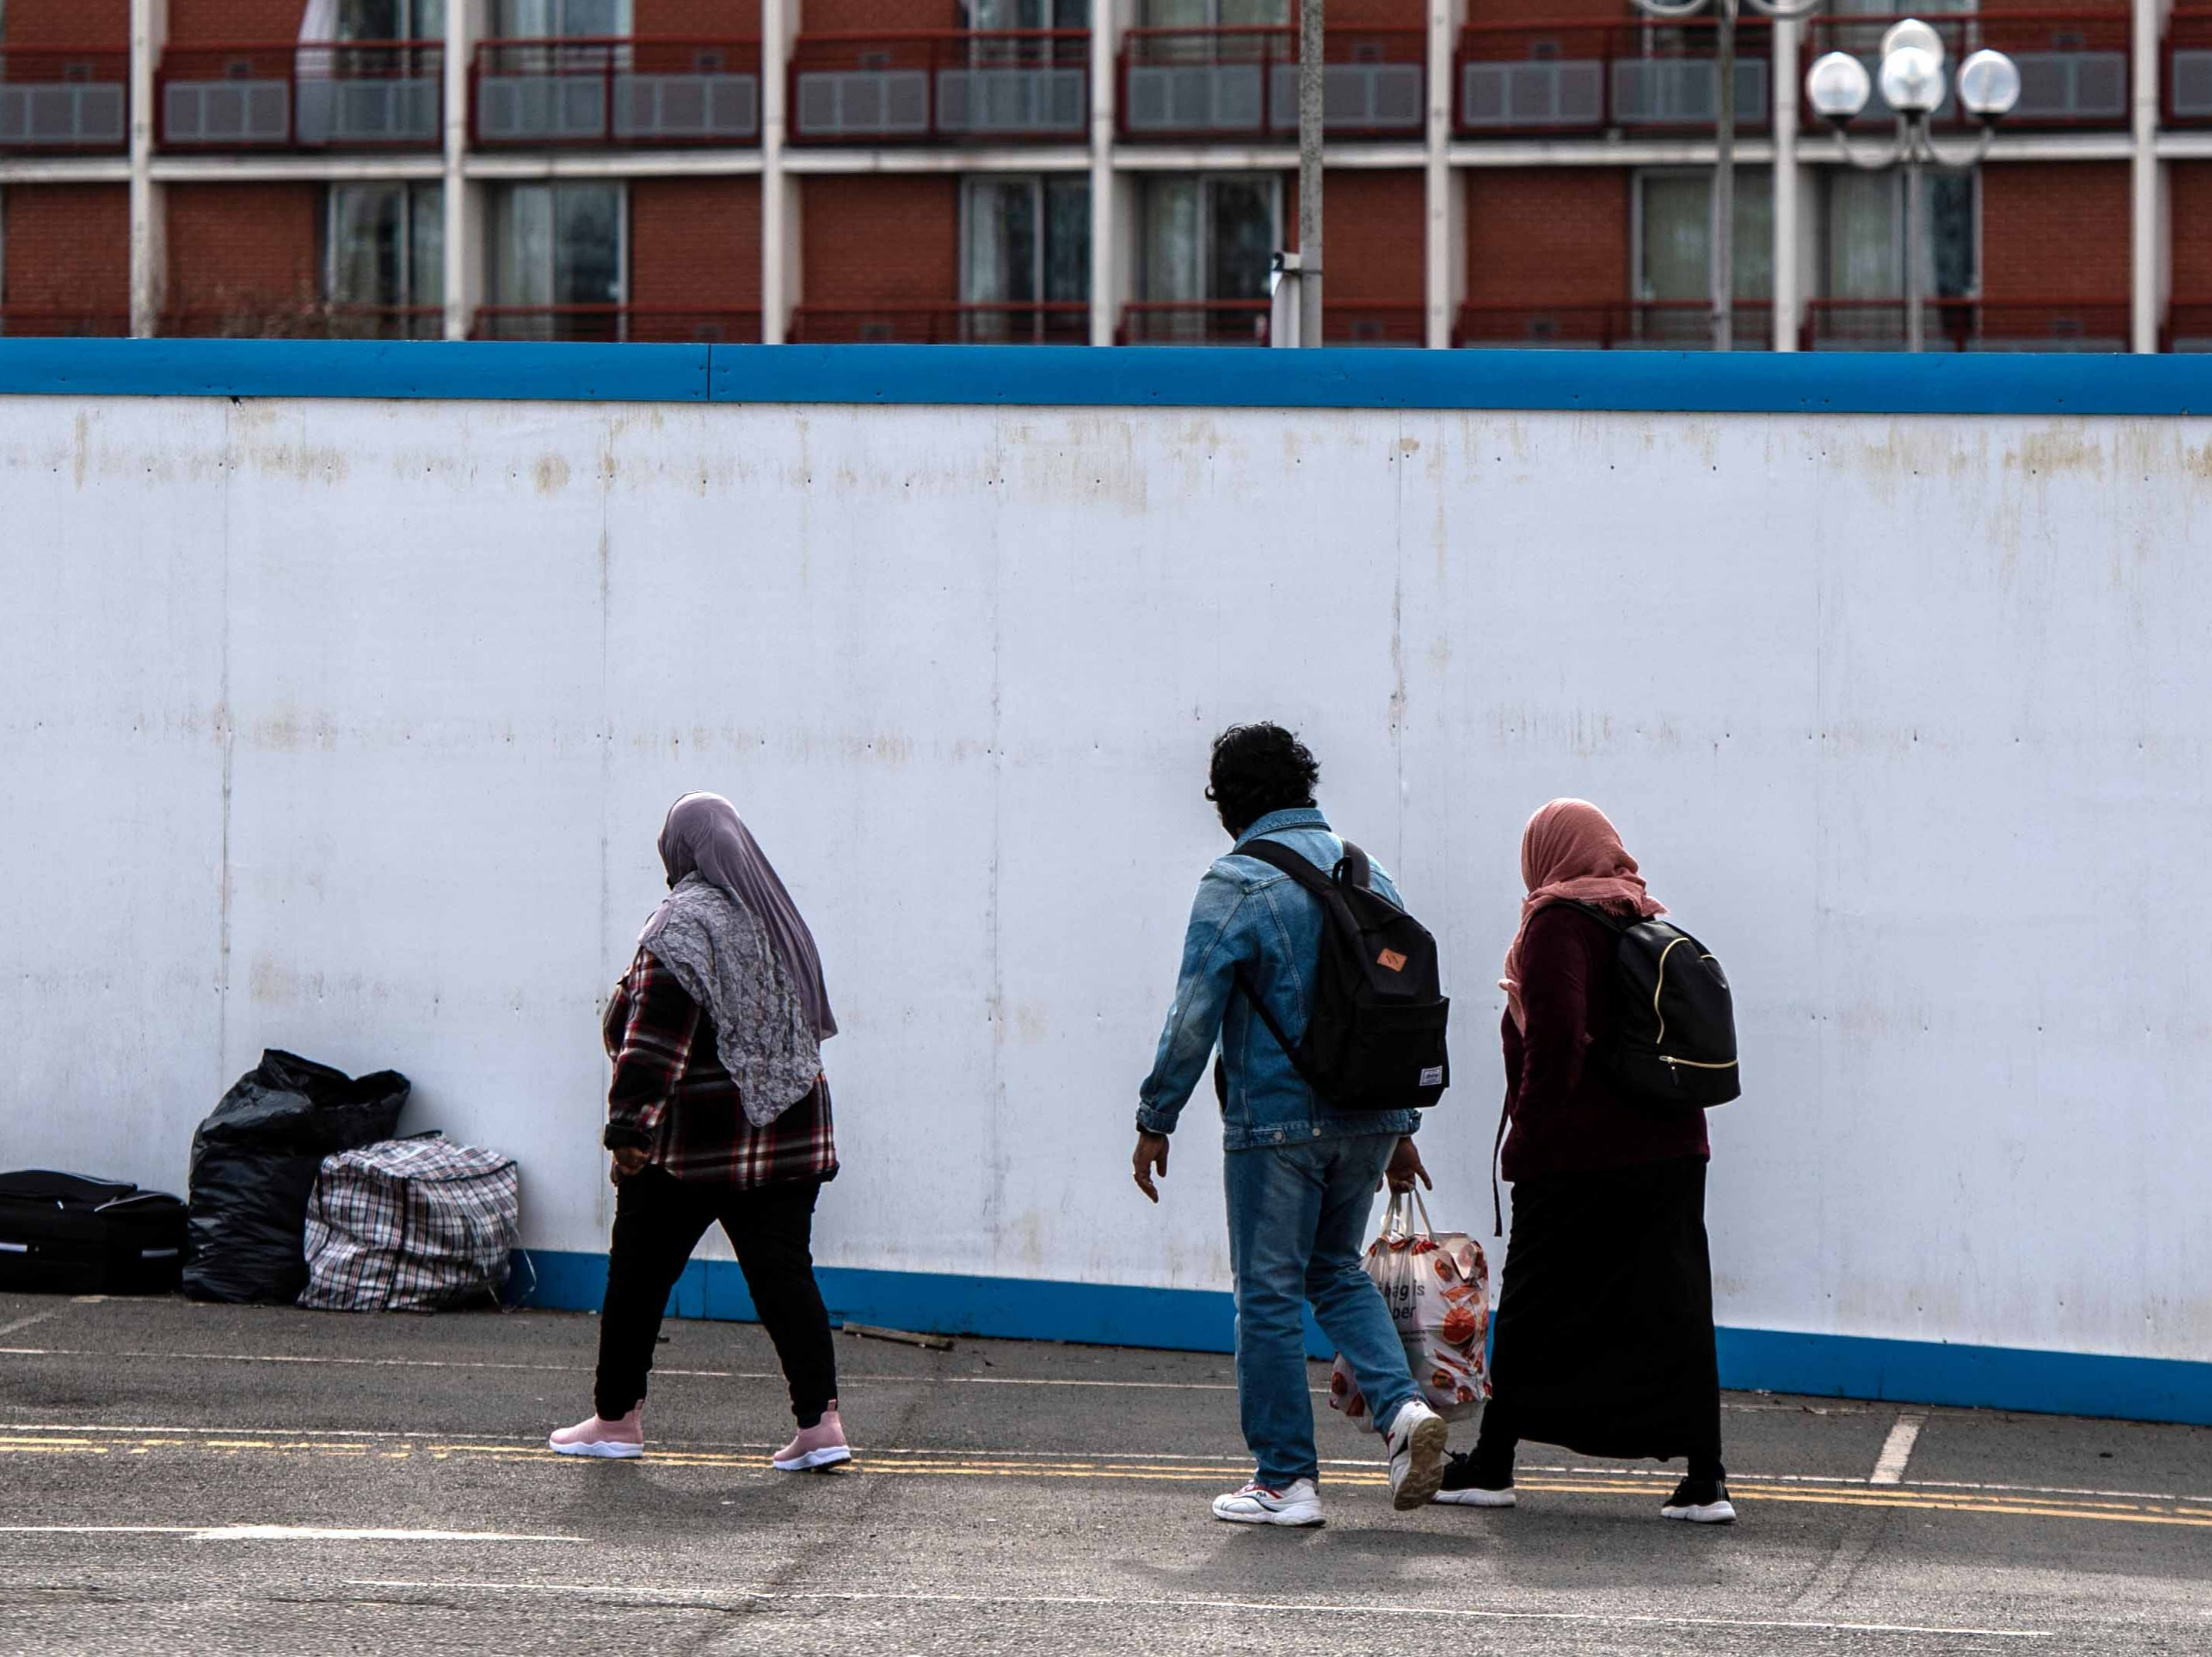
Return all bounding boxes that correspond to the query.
[1771,15,1801,352]
[2132,0,2168,352]
[761,0,798,344]
[1091,0,1121,345]
[128,0,168,338]
[442,0,478,340]
[1424,0,1464,348]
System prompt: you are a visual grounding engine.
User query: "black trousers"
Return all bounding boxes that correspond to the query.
[595,1165,838,1427]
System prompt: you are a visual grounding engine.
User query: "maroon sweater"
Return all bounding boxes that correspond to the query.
[1498,902,1710,1183]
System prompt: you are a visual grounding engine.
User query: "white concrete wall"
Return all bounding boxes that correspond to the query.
[2,395,2208,1364]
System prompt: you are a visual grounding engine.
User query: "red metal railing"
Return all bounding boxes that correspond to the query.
[0,307,132,336]
[788,31,1089,144]
[2164,8,2212,125]
[160,305,445,338]
[1326,302,1427,345]
[1118,300,1271,345]
[1801,297,2130,352]
[1452,300,1774,348]
[1455,18,1770,136]
[469,305,764,343]
[788,303,1089,344]
[1804,12,2130,131]
[1120,26,1426,141]
[2161,298,2212,349]
[0,46,132,152]
[155,42,443,150]
[471,37,763,148]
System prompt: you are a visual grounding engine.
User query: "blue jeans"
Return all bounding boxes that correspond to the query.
[1224,1131,1420,1489]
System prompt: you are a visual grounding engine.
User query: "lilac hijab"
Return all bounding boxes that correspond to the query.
[641,793,837,1039]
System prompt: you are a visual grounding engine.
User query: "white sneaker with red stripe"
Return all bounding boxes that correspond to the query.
[1211,1478,1324,1526]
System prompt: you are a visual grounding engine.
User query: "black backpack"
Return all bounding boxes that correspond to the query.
[1227,838,1451,1113]
[1570,902,1742,1108]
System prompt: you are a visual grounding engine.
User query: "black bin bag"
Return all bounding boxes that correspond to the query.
[183,1051,409,1304]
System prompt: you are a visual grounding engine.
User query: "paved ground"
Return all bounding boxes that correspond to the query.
[2,1293,2208,1655]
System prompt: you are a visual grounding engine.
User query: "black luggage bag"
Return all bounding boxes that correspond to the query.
[0,1171,190,1295]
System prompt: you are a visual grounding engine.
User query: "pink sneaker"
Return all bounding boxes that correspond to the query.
[773,1404,851,1472]
[548,1408,644,1459]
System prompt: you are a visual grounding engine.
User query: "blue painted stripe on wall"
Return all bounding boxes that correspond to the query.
[0,338,712,402]
[512,1249,2212,1428]
[5,339,2212,415]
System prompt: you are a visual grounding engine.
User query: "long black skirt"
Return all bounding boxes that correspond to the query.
[1484,1155,1721,1464]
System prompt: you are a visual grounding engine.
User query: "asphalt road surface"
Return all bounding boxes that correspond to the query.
[2,1293,2207,1655]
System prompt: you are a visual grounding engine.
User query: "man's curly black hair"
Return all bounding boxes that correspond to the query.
[1206,722,1321,837]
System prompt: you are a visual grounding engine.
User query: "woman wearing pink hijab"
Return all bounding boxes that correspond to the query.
[1432,799,1732,1523]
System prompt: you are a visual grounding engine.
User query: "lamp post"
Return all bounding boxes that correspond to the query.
[1805,22,2020,351]
[1628,0,1824,352]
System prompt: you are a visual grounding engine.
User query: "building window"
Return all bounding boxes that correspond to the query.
[494,0,631,37]
[1143,174,1279,305]
[962,177,1089,340]
[329,0,446,39]
[1142,0,1289,24]
[324,182,444,337]
[1823,170,1977,298]
[489,182,627,339]
[961,0,1091,27]
[1635,168,1773,342]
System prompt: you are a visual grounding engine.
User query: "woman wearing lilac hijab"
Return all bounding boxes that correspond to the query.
[551,793,851,1470]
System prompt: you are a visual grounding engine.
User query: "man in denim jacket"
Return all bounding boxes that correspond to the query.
[1133,722,1447,1525]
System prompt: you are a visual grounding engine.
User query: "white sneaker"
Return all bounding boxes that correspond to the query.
[1211,1479,1324,1527]
[1385,1399,1450,1511]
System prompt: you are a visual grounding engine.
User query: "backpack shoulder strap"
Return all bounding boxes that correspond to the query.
[1563,899,1632,934]
[1234,835,1372,895]
[1232,836,1332,896]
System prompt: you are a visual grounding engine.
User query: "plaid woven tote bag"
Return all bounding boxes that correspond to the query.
[299,1136,520,1312]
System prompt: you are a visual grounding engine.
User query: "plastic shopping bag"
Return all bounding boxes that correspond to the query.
[1328,1189,1490,1425]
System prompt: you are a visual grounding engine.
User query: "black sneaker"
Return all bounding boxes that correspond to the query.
[1661,1477,1737,1524]
[1433,1451,1517,1508]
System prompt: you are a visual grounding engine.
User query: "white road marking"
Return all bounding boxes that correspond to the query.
[1871,1411,1929,1486]
[0,1313,54,1339]
[340,1579,2051,1639]
[0,1525,580,1542]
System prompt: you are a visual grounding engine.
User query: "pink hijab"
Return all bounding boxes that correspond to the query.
[1500,798,1664,1032]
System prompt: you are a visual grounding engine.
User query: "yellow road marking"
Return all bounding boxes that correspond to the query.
[5,1432,2210,1532]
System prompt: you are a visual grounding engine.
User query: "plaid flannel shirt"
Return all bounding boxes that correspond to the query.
[601,945,838,1189]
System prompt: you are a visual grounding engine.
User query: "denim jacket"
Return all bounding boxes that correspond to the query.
[1137,807,1422,1152]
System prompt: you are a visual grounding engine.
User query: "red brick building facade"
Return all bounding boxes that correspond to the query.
[0,0,2193,349]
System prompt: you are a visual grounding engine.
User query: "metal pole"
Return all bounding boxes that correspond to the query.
[1299,0,1324,347]
[1903,128,1923,353]
[1712,0,1735,352]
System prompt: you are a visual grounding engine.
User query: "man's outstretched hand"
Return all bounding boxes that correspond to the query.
[1132,1132,1171,1203]
[1381,1135,1431,1195]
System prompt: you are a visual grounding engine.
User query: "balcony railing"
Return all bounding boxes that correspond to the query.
[1452,299,1774,348]
[788,303,1088,343]
[1326,302,1427,345]
[1121,26,1425,141]
[1802,297,2130,352]
[0,306,131,336]
[158,42,442,149]
[0,47,131,152]
[471,38,761,147]
[2166,10,2212,124]
[790,32,1088,143]
[470,305,763,342]
[2163,299,2212,350]
[1118,300,1270,345]
[1805,12,2128,130]
[161,304,445,338]
[1456,18,1768,136]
